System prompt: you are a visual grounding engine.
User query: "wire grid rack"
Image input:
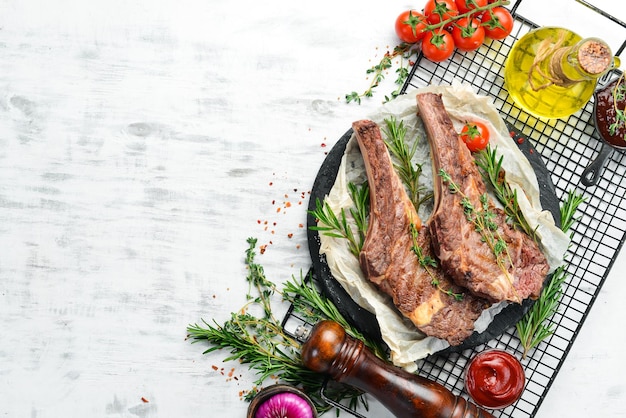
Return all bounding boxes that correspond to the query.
[284,1,626,417]
[400,1,626,417]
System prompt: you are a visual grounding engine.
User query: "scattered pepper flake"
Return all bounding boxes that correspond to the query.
[141,397,149,403]
[287,233,293,238]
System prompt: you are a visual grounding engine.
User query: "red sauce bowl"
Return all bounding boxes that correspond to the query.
[464,349,526,409]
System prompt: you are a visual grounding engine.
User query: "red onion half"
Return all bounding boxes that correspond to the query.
[255,392,314,418]
[247,385,317,418]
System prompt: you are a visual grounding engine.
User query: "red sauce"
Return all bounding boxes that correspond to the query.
[465,349,525,409]
[595,77,626,148]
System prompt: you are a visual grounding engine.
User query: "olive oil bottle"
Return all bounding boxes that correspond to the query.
[504,27,617,119]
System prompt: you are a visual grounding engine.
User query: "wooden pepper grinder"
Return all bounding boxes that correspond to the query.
[301,320,495,418]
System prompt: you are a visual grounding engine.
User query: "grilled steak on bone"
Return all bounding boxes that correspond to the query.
[353,119,488,345]
[415,93,549,303]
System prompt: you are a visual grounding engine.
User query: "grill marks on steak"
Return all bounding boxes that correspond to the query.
[415,93,549,303]
[353,120,488,345]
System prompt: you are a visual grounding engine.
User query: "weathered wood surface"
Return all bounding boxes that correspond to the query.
[0,1,624,417]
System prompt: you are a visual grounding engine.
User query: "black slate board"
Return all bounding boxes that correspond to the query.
[306,122,562,353]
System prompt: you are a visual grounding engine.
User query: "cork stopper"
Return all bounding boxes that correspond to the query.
[578,38,612,75]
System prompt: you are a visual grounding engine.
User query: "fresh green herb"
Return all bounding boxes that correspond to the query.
[559,190,586,235]
[515,265,567,359]
[282,272,387,359]
[609,73,626,142]
[439,168,517,298]
[409,223,464,301]
[382,116,433,212]
[346,43,417,105]
[187,237,381,414]
[347,182,370,251]
[475,145,537,240]
[308,182,370,257]
[516,190,586,358]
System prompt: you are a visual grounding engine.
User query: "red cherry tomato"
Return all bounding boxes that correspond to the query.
[394,10,429,43]
[451,17,485,52]
[455,0,488,14]
[422,30,456,62]
[460,121,490,152]
[424,0,459,25]
[480,7,514,40]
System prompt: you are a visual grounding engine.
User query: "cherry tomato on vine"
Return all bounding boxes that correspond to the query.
[455,0,488,14]
[451,17,485,52]
[460,121,490,152]
[422,30,456,62]
[424,0,459,25]
[395,10,429,43]
[480,7,514,40]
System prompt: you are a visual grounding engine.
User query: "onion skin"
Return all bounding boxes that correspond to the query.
[254,392,314,418]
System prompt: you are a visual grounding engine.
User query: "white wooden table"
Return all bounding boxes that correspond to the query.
[1,1,624,417]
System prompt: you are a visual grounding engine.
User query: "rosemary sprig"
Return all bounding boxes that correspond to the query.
[409,223,464,301]
[609,72,626,142]
[516,190,585,358]
[187,237,380,414]
[282,274,387,359]
[475,145,537,240]
[308,182,370,257]
[382,116,433,212]
[347,182,370,251]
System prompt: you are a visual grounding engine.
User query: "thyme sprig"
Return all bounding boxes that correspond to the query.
[475,145,537,240]
[409,223,464,301]
[309,182,370,257]
[187,237,381,414]
[516,190,585,358]
[382,116,433,212]
[439,168,519,300]
[346,43,417,105]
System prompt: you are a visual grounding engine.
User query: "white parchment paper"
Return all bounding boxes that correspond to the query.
[319,83,571,370]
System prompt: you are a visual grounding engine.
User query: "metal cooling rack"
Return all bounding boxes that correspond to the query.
[399,1,626,416]
[285,1,626,417]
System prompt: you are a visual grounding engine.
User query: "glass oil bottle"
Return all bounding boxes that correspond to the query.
[504,26,617,119]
